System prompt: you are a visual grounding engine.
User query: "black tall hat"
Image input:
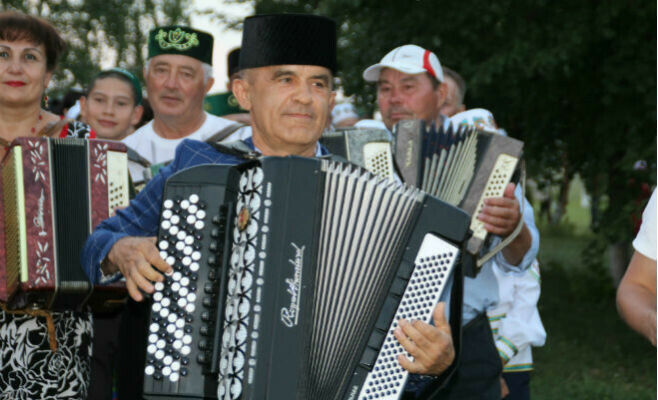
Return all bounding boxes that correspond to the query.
[227,48,241,77]
[239,14,337,74]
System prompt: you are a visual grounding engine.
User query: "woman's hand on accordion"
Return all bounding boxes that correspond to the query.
[105,236,173,301]
[393,302,455,376]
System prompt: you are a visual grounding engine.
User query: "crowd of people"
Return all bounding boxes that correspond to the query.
[0,8,654,400]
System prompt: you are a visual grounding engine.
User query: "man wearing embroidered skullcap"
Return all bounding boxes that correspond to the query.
[123,25,248,186]
[364,49,539,399]
[84,15,457,398]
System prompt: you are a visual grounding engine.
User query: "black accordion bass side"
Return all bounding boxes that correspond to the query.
[142,157,471,400]
[393,119,524,274]
[320,127,396,179]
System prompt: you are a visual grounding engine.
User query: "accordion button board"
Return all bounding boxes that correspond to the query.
[321,128,396,180]
[143,158,471,400]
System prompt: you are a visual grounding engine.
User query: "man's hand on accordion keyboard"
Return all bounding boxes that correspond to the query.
[105,236,173,301]
[478,182,532,266]
[393,302,454,376]
[478,183,520,238]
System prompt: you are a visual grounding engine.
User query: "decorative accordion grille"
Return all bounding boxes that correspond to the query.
[145,193,208,383]
[421,126,478,207]
[306,161,423,399]
[358,234,458,400]
[218,166,265,399]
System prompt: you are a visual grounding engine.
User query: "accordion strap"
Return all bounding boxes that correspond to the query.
[210,140,261,160]
[476,159,527,267]
[204,123,246,145]
[0,303,57,352]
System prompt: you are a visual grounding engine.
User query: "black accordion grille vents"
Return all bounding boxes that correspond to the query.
[218,166,264,399]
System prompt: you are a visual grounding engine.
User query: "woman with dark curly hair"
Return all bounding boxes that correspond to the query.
[0,10,95,398]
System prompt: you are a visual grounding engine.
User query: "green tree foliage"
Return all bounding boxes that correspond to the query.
[250,0,656,244]
[1,0,192,94]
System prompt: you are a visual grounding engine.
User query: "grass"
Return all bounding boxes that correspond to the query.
[528,177,656,399]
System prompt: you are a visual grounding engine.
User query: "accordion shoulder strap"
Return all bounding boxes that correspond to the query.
[204,123,246,146]
[210,140,261,160]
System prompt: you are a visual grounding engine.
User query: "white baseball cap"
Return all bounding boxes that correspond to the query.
[363,44,444,82]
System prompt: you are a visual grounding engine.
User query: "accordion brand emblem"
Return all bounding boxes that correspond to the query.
[237,206,250,231]
[281,243,304,328]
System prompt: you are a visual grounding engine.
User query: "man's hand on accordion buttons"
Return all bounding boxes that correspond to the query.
[394,302,454,376]
[478,182,520,238]
[106,236,173,302]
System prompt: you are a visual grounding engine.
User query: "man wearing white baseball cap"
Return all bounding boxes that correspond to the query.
[366,50,539,400]
[363,44,448,131]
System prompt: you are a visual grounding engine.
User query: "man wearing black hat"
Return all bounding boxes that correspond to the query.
[124,25,243,185]
[83,14,455,397]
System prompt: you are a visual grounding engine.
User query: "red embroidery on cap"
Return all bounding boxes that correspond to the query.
[423,50,436,79]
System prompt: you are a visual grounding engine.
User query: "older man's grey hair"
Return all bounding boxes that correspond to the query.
[144,58,214,84]
[442,67,466,104]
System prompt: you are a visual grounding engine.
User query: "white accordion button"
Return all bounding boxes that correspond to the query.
[176,319,185,329]
[147,344,157,354]
[183,257,192,266]
[189,261,199,271]
[184,236,194,245]
[171,361,180,371]
[187,293,197,303]
[189,194,199,204]
[183,246,192,256]
[181,200,190,209]
[158,241,169,250]
[174,339,183,349]
[176,242,185,251]
[152,303,162,313]
[173,271,182,281]
[155,350,165,360]
[196,210,206,220]
[159,251,168,260]
[162,209,173,219]
[186,215,196,225]
[182,335,192,345]
[166,256,176,266]
[161,220,172,230]
[179,287,189,297]
[161,297,171,307]
[188,204,198,214]
[155,282,164,291]
[153,292,163,302]
[177,231,187,241]
[148,334,158,344]
[163,199,174,209]
[149,323,159,333]
[169,226,179,235]
[171,215,180,224]
[185,303,196,313]
[181,345,191,356]
[195,221,205,230]
[172,282,181,292]
[170,372,179,382]
[163,366,171,377]
[180,277,190,287]
[177,298,187,308]
[192,251,201,261]
[145,365,155,376]
[167,323,176,333]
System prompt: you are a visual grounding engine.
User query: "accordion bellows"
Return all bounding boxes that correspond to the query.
[0,137,129,310]
[143,157,470,399]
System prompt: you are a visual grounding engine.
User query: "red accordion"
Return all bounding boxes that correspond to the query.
[0,137,129,311]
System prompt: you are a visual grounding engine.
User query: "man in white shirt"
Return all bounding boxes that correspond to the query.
[617,189,656,346]
[123,25,249,183]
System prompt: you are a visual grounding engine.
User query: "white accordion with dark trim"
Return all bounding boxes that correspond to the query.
[142,157,470,399]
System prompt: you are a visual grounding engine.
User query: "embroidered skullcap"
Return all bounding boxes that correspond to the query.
[148,25,213,65]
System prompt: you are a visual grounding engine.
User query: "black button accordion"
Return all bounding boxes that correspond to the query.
[143,157,470,399]
[394,120,524,273]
